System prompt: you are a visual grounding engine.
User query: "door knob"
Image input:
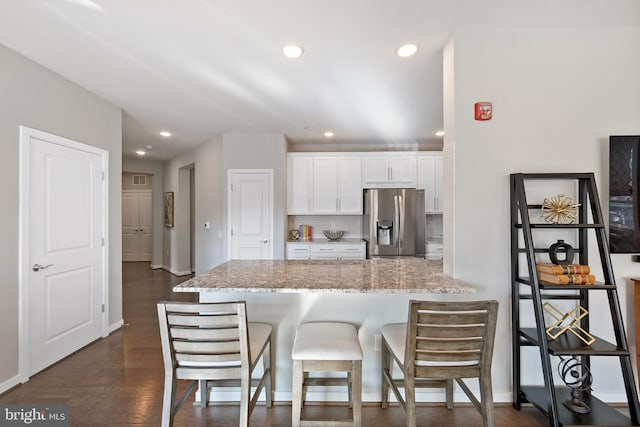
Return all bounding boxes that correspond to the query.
[33,263,54,272]
[259,239,268,243]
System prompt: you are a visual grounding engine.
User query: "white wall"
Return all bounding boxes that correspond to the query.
[223,132,287,260]
[446,27,640,402]
[0,43,122,392]
[194,139,225,272]
[163,137,226,275]
[122,158,164,268]
[442,36,456,276]
[161,132,287,274]
[163,149,197,275]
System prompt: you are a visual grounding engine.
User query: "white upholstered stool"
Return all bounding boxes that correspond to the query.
[291,322,363,427]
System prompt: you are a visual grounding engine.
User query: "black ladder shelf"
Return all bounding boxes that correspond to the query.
[510,172,640,427]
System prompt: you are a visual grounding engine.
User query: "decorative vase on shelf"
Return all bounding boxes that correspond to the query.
[549,240,575,265]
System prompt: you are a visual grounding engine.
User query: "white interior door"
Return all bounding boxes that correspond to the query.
[229,170,273,260]
[122,190,152,262]
[21,126,107,378]
[121,192,138,261]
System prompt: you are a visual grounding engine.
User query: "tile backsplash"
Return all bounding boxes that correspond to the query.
[288,214,444,242]
[288,215,362,239]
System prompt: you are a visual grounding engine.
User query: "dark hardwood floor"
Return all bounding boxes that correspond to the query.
[1,262,555,426]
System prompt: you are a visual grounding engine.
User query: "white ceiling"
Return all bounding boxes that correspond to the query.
[1,1,638,161]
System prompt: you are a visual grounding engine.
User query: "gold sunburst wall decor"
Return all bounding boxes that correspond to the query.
[541,194,580,224]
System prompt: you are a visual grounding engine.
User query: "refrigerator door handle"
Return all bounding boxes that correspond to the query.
[398,194,404,250]
[393,194,400,249]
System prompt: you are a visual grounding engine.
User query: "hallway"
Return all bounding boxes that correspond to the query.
[1,262,554,426]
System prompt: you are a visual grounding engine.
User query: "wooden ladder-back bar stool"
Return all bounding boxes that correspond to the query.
[381,299,499,427]
[157,301,273,427]
[291,322,363,427]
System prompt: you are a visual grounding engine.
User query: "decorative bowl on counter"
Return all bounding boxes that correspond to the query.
[323,229,346,240]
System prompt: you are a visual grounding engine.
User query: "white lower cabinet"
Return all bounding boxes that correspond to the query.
[286,243,311,260]
[286,242,366,260]
[337,244,367,260]
[310,244,340,259]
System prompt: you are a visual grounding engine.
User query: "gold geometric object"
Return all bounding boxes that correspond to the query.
[543,302,595,346]
[541,194,580,224]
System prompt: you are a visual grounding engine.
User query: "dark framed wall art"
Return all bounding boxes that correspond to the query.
[163,191,174,228]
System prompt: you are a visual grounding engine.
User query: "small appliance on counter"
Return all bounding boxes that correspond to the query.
[363,188,425,257]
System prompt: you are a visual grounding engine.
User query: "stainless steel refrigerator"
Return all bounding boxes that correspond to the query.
[363,188,425,257]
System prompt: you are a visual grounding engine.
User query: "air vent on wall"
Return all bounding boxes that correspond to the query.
[133,175,146,185]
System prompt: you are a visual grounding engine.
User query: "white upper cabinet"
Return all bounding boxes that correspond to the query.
[362,157,389,183]
[416,153,443,213]
[287,152,441,215]
[312,157,339,214]
[336,157,362,213]
[288,154,362,215]
[362,154,417,187]
[287,155,312,214]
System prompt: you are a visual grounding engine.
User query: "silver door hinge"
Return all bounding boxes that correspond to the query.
[102,237,105,246]
[230,184,234,191]
[102,304,105,313]
[102,171,105,180]
[230,229,234,236]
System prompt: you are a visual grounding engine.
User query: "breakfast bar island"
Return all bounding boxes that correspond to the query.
[173,258,475,403]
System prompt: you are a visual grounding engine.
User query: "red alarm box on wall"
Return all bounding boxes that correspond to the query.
[474,102,492,120]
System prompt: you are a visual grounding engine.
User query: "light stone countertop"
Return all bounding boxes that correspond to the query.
[173,258,474,294]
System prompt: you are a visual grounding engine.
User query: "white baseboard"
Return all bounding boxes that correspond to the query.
[150,264,163,270]
[171,269,193,276]
[152,265,192,276]
[109,319,124,334]
[198,388,515,404]
[164,266,192,276]
[0,373,22,395]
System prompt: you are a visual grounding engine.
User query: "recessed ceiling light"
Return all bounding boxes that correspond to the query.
[159,131,171,137]
[283,44,304,59]
[435,131,445,137]
[136,150,146,156]
[324,131,334,138]
[397,44,418,58]
[145,145,153,150]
